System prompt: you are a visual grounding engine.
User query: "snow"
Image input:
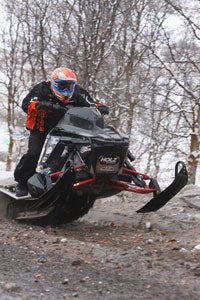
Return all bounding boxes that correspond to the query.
[0,169,13,179]
[0,161,13,181]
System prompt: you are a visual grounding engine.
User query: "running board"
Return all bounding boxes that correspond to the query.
[7,162,75,221]
[137,161,188,213]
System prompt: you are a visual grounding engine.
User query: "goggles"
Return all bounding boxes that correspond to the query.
[53,80,76,95]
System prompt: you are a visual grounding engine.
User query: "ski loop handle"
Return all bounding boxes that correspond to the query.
[175,161,188,177]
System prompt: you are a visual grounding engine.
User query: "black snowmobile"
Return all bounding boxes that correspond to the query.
[0,104,188,225]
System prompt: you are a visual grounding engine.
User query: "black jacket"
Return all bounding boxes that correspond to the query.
[22,81,95,132]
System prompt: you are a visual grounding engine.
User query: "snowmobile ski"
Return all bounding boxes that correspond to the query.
[137,161,188,213]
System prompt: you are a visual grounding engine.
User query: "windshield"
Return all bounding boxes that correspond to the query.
[57,107,105,130]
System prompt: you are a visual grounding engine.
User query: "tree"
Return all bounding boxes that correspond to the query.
[0,1,25,170]
[0,0,199,184]
[157,0,200,183]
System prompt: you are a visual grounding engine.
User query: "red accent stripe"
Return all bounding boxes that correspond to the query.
[72,177,155,194]
[50,164,86,178]
[109,178,155,194]
[73,177,96,188]
[49,165,155,194]
[122,167,150,180]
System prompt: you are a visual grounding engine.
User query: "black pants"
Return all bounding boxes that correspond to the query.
[14,131,48,184]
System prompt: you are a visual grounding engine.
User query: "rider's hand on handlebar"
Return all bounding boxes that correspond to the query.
[51,104,67,113]
[36,101,66,113]
[36,101,53,110]
[96,103,109,115]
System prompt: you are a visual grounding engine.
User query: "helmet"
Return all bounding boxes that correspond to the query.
[50,67,77,103]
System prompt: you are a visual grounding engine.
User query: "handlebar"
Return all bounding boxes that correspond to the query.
[36,100,109,115]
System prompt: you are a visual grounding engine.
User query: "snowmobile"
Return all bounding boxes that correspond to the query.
[0,104,188,226]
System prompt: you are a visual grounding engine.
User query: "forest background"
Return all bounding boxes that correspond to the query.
[0,0,199,185]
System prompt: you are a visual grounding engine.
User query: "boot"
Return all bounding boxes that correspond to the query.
[15,183,28,197]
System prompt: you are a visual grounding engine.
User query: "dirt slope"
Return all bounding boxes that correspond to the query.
[0,181,200,300]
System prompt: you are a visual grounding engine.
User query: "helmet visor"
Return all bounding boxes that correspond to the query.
[54,80,76,95]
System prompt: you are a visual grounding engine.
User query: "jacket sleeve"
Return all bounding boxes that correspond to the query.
[71,85,109,114]
[21,82,45,113]
[71,85,95,107]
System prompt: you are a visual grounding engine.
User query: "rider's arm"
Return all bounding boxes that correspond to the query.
[21,81,54,113]
[71,85,109,114]
[21,83,42,113]
[70,85,94,107]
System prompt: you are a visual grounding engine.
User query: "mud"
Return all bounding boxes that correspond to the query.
[0,179,200,300]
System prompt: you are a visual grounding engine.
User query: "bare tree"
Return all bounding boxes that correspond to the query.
[0,0,199,183]
[0,2,25,170]
[154,0,200,183]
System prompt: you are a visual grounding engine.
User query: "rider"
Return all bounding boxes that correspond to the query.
[14,67,109,197]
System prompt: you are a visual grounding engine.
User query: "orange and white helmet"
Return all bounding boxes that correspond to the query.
[50,67,77,103]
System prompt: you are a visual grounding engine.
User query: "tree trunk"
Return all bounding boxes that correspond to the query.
[6,136,14,171]
[187,132,199,184]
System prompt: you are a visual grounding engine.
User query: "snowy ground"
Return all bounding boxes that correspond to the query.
[0,169,13,179]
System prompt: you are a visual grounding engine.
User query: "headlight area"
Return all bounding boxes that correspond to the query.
[36,135,61,171]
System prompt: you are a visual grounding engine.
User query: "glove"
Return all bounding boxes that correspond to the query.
[51,104,67,113]
[36,101,66,113]
[36,101,53,111]
[97,104,109,115]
